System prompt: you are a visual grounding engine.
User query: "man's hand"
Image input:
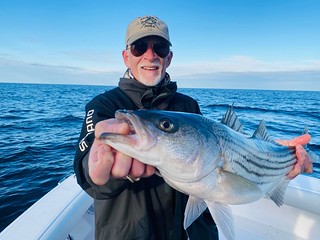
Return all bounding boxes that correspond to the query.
[276,134,313,179]
[88,119,155,186]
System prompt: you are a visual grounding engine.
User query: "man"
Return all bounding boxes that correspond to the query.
[74,15,313,240]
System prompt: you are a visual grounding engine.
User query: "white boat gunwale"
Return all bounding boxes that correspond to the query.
[1,174,319,240]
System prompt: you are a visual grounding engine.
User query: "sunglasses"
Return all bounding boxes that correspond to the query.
[128,40,170,58]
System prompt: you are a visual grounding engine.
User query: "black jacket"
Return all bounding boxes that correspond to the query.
[74,77,218,240]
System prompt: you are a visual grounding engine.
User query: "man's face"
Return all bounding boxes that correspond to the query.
[123,36,173,86]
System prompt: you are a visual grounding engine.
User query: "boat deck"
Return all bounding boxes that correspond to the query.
[1,174,319,240]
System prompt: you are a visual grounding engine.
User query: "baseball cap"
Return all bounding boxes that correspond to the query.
[125,16,172,47]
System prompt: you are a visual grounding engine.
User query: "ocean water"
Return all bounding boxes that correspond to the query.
[0,83,319,232]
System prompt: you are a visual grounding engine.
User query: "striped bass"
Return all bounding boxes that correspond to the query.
[100,106,318,239]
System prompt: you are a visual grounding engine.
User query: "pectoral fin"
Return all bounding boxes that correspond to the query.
[184,196,236,240]
[215,169,263,204]
[205,200,235,240]
[184,196,207,230]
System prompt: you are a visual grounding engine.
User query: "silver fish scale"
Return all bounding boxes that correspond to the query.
[221,135,297,187]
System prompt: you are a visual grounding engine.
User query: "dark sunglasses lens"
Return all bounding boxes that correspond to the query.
[130,41,170,58]
[154,43,170,58]
[131,43,148,57]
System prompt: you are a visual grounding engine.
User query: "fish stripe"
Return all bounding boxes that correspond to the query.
[223,138,296,185]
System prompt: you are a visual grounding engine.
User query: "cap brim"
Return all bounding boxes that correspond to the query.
[127,32,171,46]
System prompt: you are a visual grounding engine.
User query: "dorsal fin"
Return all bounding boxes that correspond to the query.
[252,120,273,142]
[302,127,309,135]
[221,104,244,133]
[301,127,309,149]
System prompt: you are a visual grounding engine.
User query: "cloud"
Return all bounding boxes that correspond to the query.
[170,55,320,76]
[29,63,86,71]
[166,55,320,90]
[0,57,122,86]
[1,56,319,91]
[174,70,320,91]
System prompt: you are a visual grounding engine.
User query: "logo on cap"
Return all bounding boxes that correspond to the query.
[138,16,160,30]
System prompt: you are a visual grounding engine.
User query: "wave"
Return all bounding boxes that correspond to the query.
[1,114,27,121]
[1,142,76,164]
[58,114,84,122]
[38,114,84,128]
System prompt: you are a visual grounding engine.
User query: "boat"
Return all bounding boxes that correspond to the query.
[1,174,319,240]
[0,175,94,240]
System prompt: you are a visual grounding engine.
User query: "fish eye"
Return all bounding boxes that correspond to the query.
[159,118,176,132]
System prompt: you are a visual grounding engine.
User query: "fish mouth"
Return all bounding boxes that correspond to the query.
[111,110,156,150]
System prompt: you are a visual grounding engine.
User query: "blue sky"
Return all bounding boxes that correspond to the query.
[1,0,320,90]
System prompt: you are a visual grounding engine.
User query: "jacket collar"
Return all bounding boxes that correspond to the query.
[118,69,177,109]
